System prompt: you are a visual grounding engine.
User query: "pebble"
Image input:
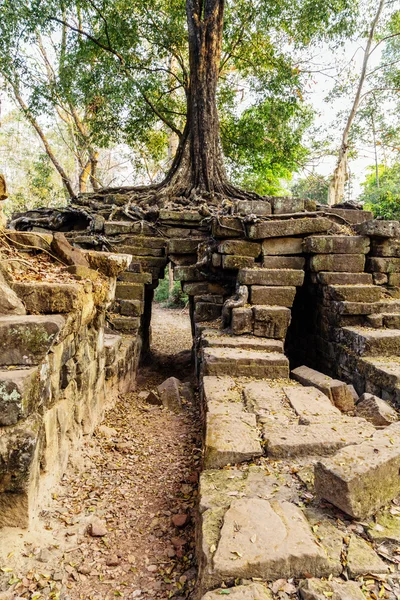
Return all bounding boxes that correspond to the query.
[147,564,158,572]
[106,555,120,566]
[38,548,52,563]
[172,513,188,527]
[171,536,186,547]
[88,518,108,537]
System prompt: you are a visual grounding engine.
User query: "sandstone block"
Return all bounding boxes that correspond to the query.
[202,375,243,414]
[168,238,203,254]
[383,313,400,328]
[203,347,289,378]
[159,209,202,223]
[291,365,355,412]
[250,286,296,307]
[174,266,205,281]
[51,232,90,268]
[248,217,331,239]
[0,368,39,425]
[355,219,400,239]
[346,535,389,577]
[84,250,132,277]
[371,239,400,258]
[316,272,372,285]
[388,273,400,286]
[339,326,400,357]
[212,216,243,238]
[238,268,304,286]
[119,299,143,317]
[262,256,305,269]
[309,254,365,273]
[314,422,400,518]
[195,302,222,322]
[202,330,283,352]
[115,282,144,302]
[262,237,304,255]
[118,244,164,257]
[300,578,365,600]
[231,307,253,334]
[218,240,261,257]
[201,584,271,600]
[325,285,381,303]
[11,282,83,314]
[234,199,272,216]
[271,196,305,214]
[253,306,291,339]
[213,498,330,580]
[157,377,182,412]
[111,316,140,332]
[118,272,151,285]
[368,257,400,273]
[284,386,341,424]
[0,282,26,315]
[205,412,262,468]
[222,255,254,270]
[356,393,397,427]
[183,281,226,296]
[304,235,370,255]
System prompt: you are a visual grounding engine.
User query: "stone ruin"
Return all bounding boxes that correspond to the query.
[3,189,400,599]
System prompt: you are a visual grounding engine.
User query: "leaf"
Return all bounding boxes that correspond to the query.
[250,534,257,543]
[210,544,216,553]
[218,592,231,595]
[323,592,333,597]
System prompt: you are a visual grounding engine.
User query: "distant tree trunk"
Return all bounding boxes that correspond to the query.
[90,151,101,190]
[328,0,385,206]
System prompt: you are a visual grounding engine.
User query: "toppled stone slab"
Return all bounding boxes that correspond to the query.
[299,578,365,600]
[51,232,90,268]
[263,418,375,458]
[238,268,304,287]
[284,386,342,424]
[250,286,297,307]
[314,422,400,518]
[248,217,332,239]
[213,498,330,580]
[346,534,389,577]
[203,347,289,379]
[304,235,370,254]
[157,377,182,412]
[204,412,262,468]
[84,250,132,277]
[0,314,65,366]
[304,508,344,575]
[367,511,400,544]
[291,366,355,412]
[356,393,398,427]
[201,583,271,600]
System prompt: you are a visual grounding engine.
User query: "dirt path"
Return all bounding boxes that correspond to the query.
[0,306,201,600]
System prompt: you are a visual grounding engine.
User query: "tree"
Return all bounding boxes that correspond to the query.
[1,0,358,208]
[291,173,330,204]
[360,162,400,219]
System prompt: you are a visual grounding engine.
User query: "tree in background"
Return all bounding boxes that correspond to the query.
[0,0,358,208]
[291,173,330,204]
[360,163,400,219]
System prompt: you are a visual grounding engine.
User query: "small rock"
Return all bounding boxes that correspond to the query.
[106,555,120,566]
[172,513,188,528]
[166,547,176,558]
[52,572,64,582]
[171,536,186,547]
[130,591,142,599]
[78,564,91,575]
[347,535,389,577]
[146,564,158,572]
[97,425,118,438]
[145,390,162,405]
[88,518,108,537]
[157,377,182,412]
[38,548,52,563]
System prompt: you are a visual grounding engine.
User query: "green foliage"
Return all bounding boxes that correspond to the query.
[154,269,188,308]
[361,163,400,220]
[291,173,330,204]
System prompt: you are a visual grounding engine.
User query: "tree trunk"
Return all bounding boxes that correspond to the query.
[90,151,101,191]
[79,157,91,192]
[328,0,385,206]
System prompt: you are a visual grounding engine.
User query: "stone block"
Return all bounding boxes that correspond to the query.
[299,578,365,600]
[253,306,291,339]
[84,250,132,277]
[355,219,400,238]
[304,235,370,255]
[389,273,400,286]
[203,347,289,379]
[271,196,305,214]
[115,282,144,302]
[212,216,243,238]
[339,326,400,357]
[117,272,152,284]
[202,375,243,414]
[168,238,203,254]
[119,299,143,317]
[104,334,122,366]
[222,254,255,270]
[211,253,221,267]
[248,217,331,240]
[371,239,400,257]
[4,230,53,251]
[169,253,197,266]
[250,286,296,307]
[0,281,26,315]
[373,272,388,285]
[201,584,271,600]
[0,368,39,425]
[117,244,164,257]
[51,232,90,268]
[11,282,83,314]
[159,209,203,223]
[0,314,65,366]
[356,393,397,427]
[195,302,222,322]
[316,272,372,285]
[218,240,261,257]
[173,266,206,282]
[233,199,272,216]
[309,254,365,273]
[284,386,341,424]
[325,285,381,303]
[367,257,400,273]
[111,316,140,332]
[346,535,389,577]
[291,365,355,412]
[262,256,305,269]
[157,377,182,412]
[183,282,226,296]
[238,268,304,287]
[383,313,400,328]
[231,307,254,335]
[314,422,400,518]
[205,412,262,468]
[262,237,304,255]
[213,498,330,580]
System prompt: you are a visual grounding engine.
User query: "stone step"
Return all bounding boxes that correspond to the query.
[247,216,331,239]
[316,272,373,285]
[11,281,85,314]
[0,367,39,426]
[382,313,400,328]
[314,422,400,519]
[325,285,382,303]
[201,330,283,353]
[339,326,400,356]
[115,282,145,302]
[283,386,342,424]
[110,316,140,333]
[202,347,289,379]
[0,315,65,366]
[117,272,152,284]
[304,235,370,255]
[238,268,304,287]
[104,333,123,366]
[309,254,365,273]
[204,412,263,468]
[250,286,296,307]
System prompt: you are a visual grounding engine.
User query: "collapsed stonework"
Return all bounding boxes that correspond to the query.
[5,192,400,598]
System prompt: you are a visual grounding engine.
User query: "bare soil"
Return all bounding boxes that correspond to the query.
[0,305,201,600]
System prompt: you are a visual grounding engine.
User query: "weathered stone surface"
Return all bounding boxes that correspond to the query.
[304,235,370,255]
[159,209,203,223]
[316,272,372,285]
[205,412,262,468]
[243,381,290,421]
[0,368,39,425]
[304,508,344,575]
[212,216,243,238]
[253,306,291,339]
[157,377,182,412]
[231,307,253,334]
[111,316,140,332]
[119,299,143,317]
[115,282,145,302]
[372,238,400,257]
[195,302,223,322]
[168,238,203,254]
[284,386,341,424]
[339,326,400,357]
[51,232,90,267]
[213,498,330,580]
[271,196,305,214]
[222,254,255,270]
[299,578,364,600]
[4,230,54,252]
[355,219,400,239]
[202,375,243,414]
[203,347,289,378]
[368,257,400,273]
[183,281,226,296]
[383,313,400,328]
[346,535,388,577]
[291,366,355,412]
[239,268,304,287]
[104,334,122,366]
[309,254,365,273]
[202,330,283,352]
[117,244,164,257]
[314,422,400,518]
[233,199,272,217]
[84,250,132,277]
[356,393,397,427]
[262,256,305,269]
[367,511,400,544]
[264,418,375,458]
[11,282,83,314]
[201,583,272,600]
[325,285,381,303]
[248,217,331,240]
[173,266,205,282]
[250,286,297,307]
[218,240,261,257]
[262,237,304,255]
[0,280,26,315]
[0,314,65,366]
